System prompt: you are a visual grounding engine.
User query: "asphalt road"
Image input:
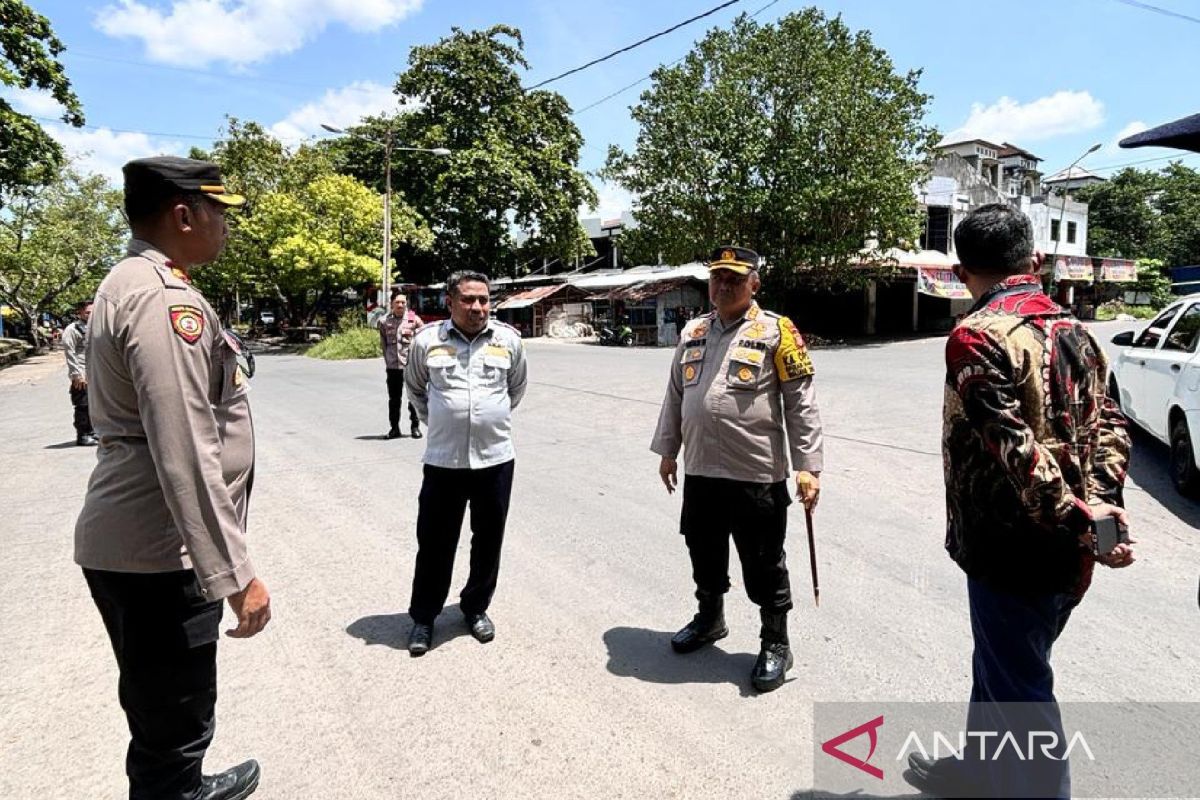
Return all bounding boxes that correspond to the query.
[1,325,1197,799]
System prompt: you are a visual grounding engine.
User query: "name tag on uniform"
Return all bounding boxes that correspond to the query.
[428,345,457,359]
[731,347,765,366]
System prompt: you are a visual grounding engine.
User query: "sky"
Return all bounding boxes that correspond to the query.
[11,0,1200,219]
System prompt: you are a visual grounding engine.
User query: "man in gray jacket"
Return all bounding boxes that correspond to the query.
[61,299,95,446]
[404,270,527,655]
[76,156,270,800]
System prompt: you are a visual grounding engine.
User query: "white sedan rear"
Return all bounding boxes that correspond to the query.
[1108,295,1200,497]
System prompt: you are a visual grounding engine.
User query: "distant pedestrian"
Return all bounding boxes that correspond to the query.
[379,293,423,439]
[62,299,96,446]
[76,156,270,800]
[651,246,823,693]
[404,270,527,655]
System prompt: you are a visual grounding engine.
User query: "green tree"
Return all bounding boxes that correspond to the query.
[1075,168,1164,260]
[602,9,936,287]
[1157,162,1200,269]
[332,25,596,281]
[0,169,124,346]
[1131,257,1173,308]
[0,0,85,197]
[201,118,430,324]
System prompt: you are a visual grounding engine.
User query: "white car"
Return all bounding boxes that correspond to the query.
[1109,295,1200,497]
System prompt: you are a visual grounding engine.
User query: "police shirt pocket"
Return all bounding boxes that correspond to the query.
[680,346,704,387]
[427,354,457,389]
[727,347,765,389]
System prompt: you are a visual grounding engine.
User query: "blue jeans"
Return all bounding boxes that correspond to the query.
[963,577,1079,799]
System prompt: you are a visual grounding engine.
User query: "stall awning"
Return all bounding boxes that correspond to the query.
[1053,256,1094,284]
[917,267,971,300]
[1098,259,1137,283]
[495,297,538,310]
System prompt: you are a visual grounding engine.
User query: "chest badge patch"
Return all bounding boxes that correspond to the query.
[737,366,754,382]
[683,364,697,382]
[169,305,204,344]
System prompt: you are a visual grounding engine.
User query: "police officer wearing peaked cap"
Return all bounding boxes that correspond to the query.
[75,156,269,800]
[651,246,824,693]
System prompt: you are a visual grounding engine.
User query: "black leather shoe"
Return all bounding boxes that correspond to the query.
[386,428,401,439]
[411,425,423,439]
[904,753,974,798]
[465,612,495,643]
[77,433,98,446]
[750,641,793,692]
[408,622,432,656]
[670,615,728,653]
[199,759,260,800]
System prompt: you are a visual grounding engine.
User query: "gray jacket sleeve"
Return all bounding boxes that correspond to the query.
[650,342,685,459]
[404,334,430,422]
[63,324,86,380]
[121,288,254,599]
[507,335,528,410]
[781,375,824,473]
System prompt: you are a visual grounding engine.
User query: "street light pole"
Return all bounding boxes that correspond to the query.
[1049,142,1101,295]
[319,122,450,310]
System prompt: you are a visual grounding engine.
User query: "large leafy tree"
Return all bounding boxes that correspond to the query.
[1156,162,1200,269]
[198,119,430,324]
[1075,168,1165,260]
[0,0,84,198]
[602,9,937,287]
[332,25,596,282]
[0,169,124,346]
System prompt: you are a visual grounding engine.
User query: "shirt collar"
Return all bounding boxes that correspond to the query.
[972,274,1042,313]
[440,317,493,343]
[128,239,191,284]
[713,301,758,332]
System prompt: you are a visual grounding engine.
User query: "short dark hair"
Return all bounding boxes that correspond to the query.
[446,270,491,296]
[75,299,93,311]
[125,191,204,228]
[954,203,1034,275]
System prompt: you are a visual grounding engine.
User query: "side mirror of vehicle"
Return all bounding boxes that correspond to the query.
[1111,330,1135,347]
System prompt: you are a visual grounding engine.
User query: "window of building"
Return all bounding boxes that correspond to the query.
[1050,219,1060,241]
[1067,221,1077,244]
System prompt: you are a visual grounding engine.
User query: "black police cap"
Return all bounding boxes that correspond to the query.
[1119,112,1200,153]
[708,246,760,275]
[122,156,245,206]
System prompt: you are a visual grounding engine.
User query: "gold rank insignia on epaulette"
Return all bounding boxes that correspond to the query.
[774,317,813,381]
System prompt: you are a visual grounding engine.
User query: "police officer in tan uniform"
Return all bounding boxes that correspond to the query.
[379,291,423,439]
[76,156,270,800]
[651,246,823,693]
[62,299,96,445]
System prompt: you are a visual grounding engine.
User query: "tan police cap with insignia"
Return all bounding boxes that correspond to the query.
[708,246,759,275]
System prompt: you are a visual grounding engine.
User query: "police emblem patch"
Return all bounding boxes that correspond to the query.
[169,305,204,344]
[683,365,697,381]
[737,366,753,382]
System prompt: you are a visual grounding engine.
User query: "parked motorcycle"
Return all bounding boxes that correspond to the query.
[599,320,634,346]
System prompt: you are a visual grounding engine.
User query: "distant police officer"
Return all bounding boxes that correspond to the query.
[76,156,270,800]
[404,270,527,655]
[62,299,96,446]
[651,246,823,693]
[380,291,424,439]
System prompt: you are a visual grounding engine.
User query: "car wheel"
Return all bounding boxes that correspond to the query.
[1169,417,1200,498]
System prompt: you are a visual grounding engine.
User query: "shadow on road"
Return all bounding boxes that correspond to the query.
[44,440,82,449]
[602,625,761,697]
[1128,427,1200,529]
[346,606,472,652]
[354,433,393,441]
[789,786,927,799]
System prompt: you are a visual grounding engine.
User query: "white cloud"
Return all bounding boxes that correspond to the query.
[45,124,185,184]
[94,0,424,67]
[269,81,419,143]
[583,179,636,220]
[1102,120,1148,156]
[1,86,66,117]
[944,91,1105,145]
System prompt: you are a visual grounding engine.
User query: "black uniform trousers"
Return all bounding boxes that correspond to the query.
[70,384,93,436]
[409,460,515,624]
[84,568,222,800]
[680,474,793,614]
[385,368,419,431]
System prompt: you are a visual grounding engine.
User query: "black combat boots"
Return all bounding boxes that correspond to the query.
[670,590,728,653]
[751,609,793,692]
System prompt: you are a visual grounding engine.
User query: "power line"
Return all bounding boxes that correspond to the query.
[524,0,742,91]
[571,0,782,116]
[1112,0,1200,25]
